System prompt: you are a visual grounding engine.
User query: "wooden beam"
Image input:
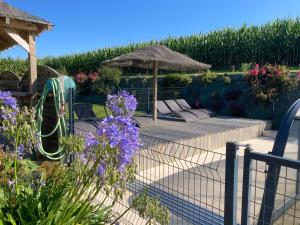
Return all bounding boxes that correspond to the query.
[3,28,29,52]
[28,33,37,99]
[152,60,158,124]
[5,17,10,24]
[0,18,38,32]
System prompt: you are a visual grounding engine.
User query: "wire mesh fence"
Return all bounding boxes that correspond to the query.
[124,87,185,113]
[74,87,185,114]
[241,149,300,225]
[110,134,226,225]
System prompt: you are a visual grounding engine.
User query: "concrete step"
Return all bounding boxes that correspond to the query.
[263,130,277,138]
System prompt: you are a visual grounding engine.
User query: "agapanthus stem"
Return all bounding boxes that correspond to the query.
[96,186,113,211]
[14,138,19,195]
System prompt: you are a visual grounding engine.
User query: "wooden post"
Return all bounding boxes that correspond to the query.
[152,61,158,124]
[28,33,37,105]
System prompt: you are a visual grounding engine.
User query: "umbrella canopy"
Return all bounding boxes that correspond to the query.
[102,45,211,124]
[102,45,211,71]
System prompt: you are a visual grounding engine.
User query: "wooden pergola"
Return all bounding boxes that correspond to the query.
[0,1,52,102]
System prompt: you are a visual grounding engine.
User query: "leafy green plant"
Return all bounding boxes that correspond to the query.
[161,74,192,87]
[222,73,231,85]
[241,63,252,72]
[0,90,169,225]
[94,66,121,94]
[200,70,217,85]
[132,190,170,225]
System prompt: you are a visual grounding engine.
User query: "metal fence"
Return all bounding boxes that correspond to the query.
[75,87,184,113]
[225,98,300,225]
[110,139,300,225]
[68,89,300,225]
[123,87,185,113]
[239,147,300,225]
[112,134,227,225]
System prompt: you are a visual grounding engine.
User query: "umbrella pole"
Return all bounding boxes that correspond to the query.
[152,61,158,124]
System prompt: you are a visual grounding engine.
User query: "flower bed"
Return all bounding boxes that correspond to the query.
[0,90,169,224]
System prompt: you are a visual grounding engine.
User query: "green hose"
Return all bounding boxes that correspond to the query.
[35,78,68,160]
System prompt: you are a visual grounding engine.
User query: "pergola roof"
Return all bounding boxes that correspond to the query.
[102,45,211,71]
[0,1,52,51]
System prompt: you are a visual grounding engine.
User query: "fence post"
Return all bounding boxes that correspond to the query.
[224,142,239,225]
[68,88,75,135]
[241,146,252,225]
[147,87,150,114]
[64,88,75,166]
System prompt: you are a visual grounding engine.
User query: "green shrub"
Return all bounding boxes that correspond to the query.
[94,66,122,94]
[161,74,192,87]
[241,63,252,72]
[200,70,217,85]
[222,74,232,85]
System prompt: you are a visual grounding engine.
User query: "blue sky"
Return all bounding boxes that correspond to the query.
[1,0,300,58]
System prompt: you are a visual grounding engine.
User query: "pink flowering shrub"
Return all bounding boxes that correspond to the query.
[74,66,121,95]
[74,71,87,84]
[245,64,298,102]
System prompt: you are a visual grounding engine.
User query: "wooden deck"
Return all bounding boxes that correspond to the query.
[74,116,271,150]
[139,116,271,150]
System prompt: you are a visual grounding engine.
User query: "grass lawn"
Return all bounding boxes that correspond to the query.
[65,104,147,120]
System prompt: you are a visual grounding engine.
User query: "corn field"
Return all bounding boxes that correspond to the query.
[1,18,300,75]
[0,58,29,75]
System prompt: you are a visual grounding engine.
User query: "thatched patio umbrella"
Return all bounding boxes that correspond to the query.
[102,45,211,123]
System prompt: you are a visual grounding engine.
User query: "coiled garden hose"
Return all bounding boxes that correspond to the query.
[35,78,67,160]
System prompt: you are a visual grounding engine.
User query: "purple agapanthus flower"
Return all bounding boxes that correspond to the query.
[17,144,25,159]
[82,90,140,174]
[106,90,137,117]
[84,132,100,149]
[0,91,18,110]
[96,161,106,177]
[0,91,18,132]
[97,115,140,171]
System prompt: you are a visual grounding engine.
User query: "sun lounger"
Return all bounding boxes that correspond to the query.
[165,99,210,120]
[131,116,154,127]
[74,103,99,121]
[74,103,103,128]
[175,98,216,117]
[157,100,198,122]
